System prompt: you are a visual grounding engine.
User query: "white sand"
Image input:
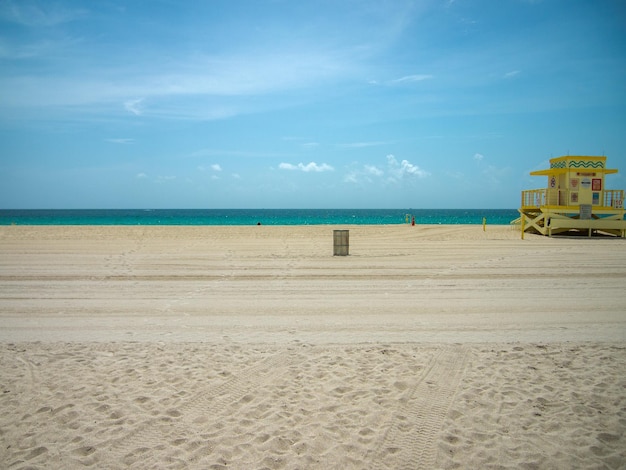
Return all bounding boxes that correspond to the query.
[1,225,625,469]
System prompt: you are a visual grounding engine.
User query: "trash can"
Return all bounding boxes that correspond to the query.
[333,230,349,256]
[579,204,592,220]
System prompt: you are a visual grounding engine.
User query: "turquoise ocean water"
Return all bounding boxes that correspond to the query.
[0,209,518,226]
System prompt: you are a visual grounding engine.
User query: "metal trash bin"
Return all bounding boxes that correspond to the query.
[579,204,592,220]
[333,230,349,256]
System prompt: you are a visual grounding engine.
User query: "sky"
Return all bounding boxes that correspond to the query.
[1,0,625,209]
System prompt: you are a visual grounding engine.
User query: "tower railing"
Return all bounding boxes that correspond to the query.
[604,190,624,208]
[521,189,546,209]
[521,188,624,209]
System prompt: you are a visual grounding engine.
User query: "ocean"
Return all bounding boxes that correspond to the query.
[0,209,518,226]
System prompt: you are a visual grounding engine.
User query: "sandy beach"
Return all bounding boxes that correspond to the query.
[1,224,625,469]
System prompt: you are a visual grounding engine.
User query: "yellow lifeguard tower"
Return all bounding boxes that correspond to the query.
[518,156,626,237]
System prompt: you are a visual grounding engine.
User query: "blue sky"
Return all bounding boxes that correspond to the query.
[1,0,625,209]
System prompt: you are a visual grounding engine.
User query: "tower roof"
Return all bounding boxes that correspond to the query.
[530,156,618,176]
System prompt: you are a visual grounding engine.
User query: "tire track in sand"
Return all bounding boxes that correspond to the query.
[368,346,469,470]
[102,346,309,468]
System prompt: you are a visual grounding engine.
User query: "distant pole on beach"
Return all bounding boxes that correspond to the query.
[482,217,486,231]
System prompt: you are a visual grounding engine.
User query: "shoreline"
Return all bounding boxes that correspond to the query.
[0,208,520,227]
[1,222,512,227]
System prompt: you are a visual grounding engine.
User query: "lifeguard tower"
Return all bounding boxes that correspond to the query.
[518,156,626,237]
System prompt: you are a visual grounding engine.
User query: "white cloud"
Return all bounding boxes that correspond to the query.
[190,148,287,159]
[390,74,433,84]
[302,142,319,150]
[0,1,85,27]
[0,37,80,60]
[198,164,222,173]
[278,163,298,170]
[345,157,428,185]
[156,175,176,183]
[343,172,359,184]
[136,172,148,179]
[504,70,520,78]
[343,164,384,184]
[0,3,428,122]
[387,154,430,179]
[474,153,484,162]
[365,165,384,176]
[338,141,387,148]
[368,74,433,88]
[124,98,144,116]
[279,162,334,172]
[107,138,134,144]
